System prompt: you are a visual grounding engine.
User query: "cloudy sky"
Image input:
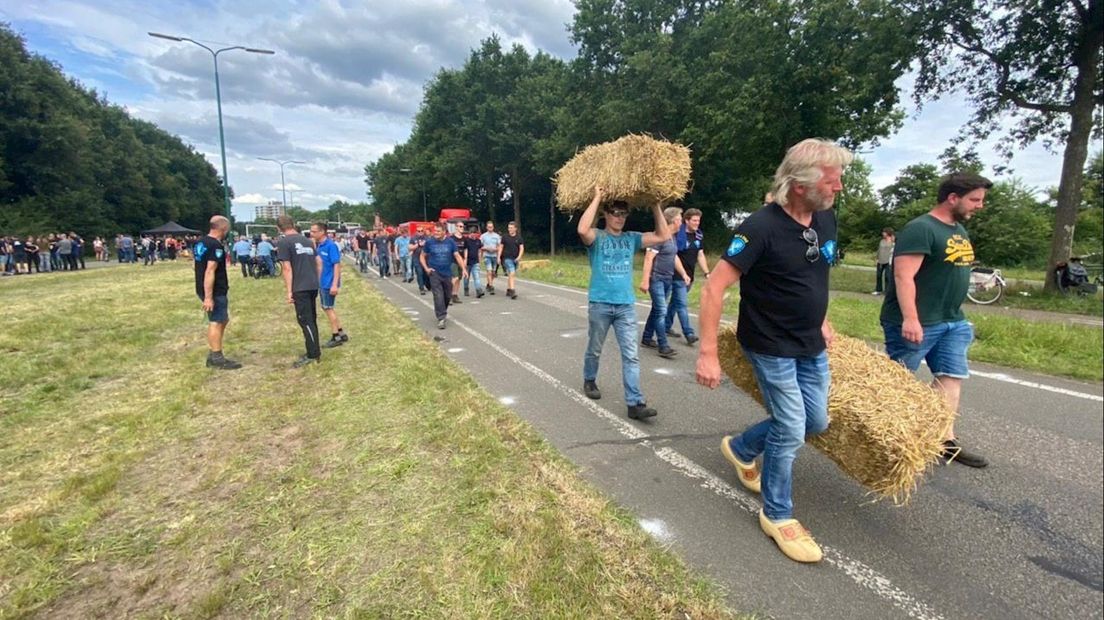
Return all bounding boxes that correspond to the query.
[1,0,1066,221]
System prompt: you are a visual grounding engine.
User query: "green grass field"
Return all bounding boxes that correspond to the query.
[521,254,1103,382]
[0,264,736,619]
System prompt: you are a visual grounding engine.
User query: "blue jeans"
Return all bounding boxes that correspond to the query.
[642,279,672,347]
[401,254,412,280]
[414,262,428,291]
[463,262,482,293]
[664,279,694,337]
[730,348,830,520]
[882,320,973,379]
[584,302,645,406]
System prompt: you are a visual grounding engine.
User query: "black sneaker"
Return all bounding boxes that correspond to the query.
[686,334,700,345]
[339,332,349,343]
[658,346,678,359]
[941,439,989,468]
[451,295,462,304]
[420,289,427,295]
[292,355,319,368]
[667,329,681,338]
[508,289,518,299]
[488,285,495,295]
[583,380,601,400]
[323,336,344,348]
[437,319,446,329]
[464,289,470,296]
[476,291,484,298]
[641,339,658,349]
[206,356,242,370]
[627,403,657,420]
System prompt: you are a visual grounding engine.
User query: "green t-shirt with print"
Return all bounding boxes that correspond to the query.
[880,214,974,326]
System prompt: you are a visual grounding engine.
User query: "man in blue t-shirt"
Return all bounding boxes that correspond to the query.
[256,235,275,276]
[232,237,253,277]
[419,222,466,329]
[311,222,348,348]
[576,186,671,421]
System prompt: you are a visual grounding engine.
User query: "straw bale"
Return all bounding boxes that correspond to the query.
[554,134,691,211]
[717,326,955,504]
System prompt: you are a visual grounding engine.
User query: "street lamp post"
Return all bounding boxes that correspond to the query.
[398,168,428,220]
[149,32,274,219]
[258,158,305,212]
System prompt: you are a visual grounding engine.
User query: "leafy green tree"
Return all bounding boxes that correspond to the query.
[879,163,940,212]
[908,0,1103,289]
[836,159,889,251]
[966,179,1052,267]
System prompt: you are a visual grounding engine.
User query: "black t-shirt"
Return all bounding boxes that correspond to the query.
[721,203,836,357]
[501,234,523,260]
[463,237,482,265]
[373,235,390,255]
[276,233,319,292]
[193,235,229,298]
[355,234,370,250]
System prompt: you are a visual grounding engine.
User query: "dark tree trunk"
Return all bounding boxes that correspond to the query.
[512,166,522,228]
[485,172,496,222]
[1045,1,1102,292]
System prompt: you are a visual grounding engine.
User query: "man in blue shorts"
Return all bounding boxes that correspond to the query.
[479,221,501,294]
[498,221,524,299]
[881,172,992,469]
[311,221,348,348]
[193,216,241,370]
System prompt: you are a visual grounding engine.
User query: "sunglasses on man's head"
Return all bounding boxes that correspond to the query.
[802,228,820,263]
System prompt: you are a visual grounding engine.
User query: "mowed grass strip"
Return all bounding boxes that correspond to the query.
[520,254,1103,382]
[0,263,735,619]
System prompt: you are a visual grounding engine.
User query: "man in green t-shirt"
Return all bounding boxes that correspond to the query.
[880,172,992,468]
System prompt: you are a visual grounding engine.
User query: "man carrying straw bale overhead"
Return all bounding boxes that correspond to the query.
[880,172,993,469]
[577,186,671,420]
[695,138,852,563]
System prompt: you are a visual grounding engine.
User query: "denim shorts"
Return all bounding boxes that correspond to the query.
[201,294,229,323]
[320,288,337,309]
[503,258,518,274]
[483,255,499,271]
[883,319,973,378]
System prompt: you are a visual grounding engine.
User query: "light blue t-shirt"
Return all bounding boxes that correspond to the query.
[257,240,274,257]
[587,230,643,305]
[394,236,410,258]
[318,238,342,290]
[232,239,252,257]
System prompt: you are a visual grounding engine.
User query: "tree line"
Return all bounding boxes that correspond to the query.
[0,24,226,238]
[365,0,1101,280]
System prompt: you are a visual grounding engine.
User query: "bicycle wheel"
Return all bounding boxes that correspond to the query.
[966,275,1003,304]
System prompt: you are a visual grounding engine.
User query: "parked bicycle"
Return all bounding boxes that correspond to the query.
[967,266,1006,305]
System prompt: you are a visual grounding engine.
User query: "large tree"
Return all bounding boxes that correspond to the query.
[909,0,1103,290]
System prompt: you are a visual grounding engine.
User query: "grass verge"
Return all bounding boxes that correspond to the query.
[0,263,735,619]
[521,254,1103,382]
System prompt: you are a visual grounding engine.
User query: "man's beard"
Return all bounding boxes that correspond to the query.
[806,184,835,211]
[952,202,971,222]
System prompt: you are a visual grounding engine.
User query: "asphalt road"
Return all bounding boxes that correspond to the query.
[359,266,1103,620]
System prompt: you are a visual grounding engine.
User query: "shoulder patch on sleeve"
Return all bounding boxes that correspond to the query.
[726,234,749,257]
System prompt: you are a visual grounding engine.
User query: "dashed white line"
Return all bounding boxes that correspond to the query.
[382,277,945,620]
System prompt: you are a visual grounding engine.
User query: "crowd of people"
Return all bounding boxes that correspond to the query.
[189,139,994,567]
[0,232,199,276]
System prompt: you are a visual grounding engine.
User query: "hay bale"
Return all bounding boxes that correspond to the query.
[554,134,691,211]
[718,326,955,503]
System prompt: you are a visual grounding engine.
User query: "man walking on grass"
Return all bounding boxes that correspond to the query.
[880,173,991,469]
[696,138,851,563]
[276,215,321,368]
[420,222,466,329]
[480,221,501,294]
[311,221,349,349]
[498,221,524,299]
[577,186,670,421]
[194,215,241,370]
[233,236,252,278]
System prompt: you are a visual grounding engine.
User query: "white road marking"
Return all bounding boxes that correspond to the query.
[384,278,944,620]
[447,347,465,353]
[519,277,1103,403]
[654,368,673,375]
[970,370,1103,403]
[499,396,516,405]
[499,311,514,315]
[638,518,674,543]
[560,332,580,338]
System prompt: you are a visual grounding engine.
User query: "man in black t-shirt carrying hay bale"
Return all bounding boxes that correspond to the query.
[695,138,851,564]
